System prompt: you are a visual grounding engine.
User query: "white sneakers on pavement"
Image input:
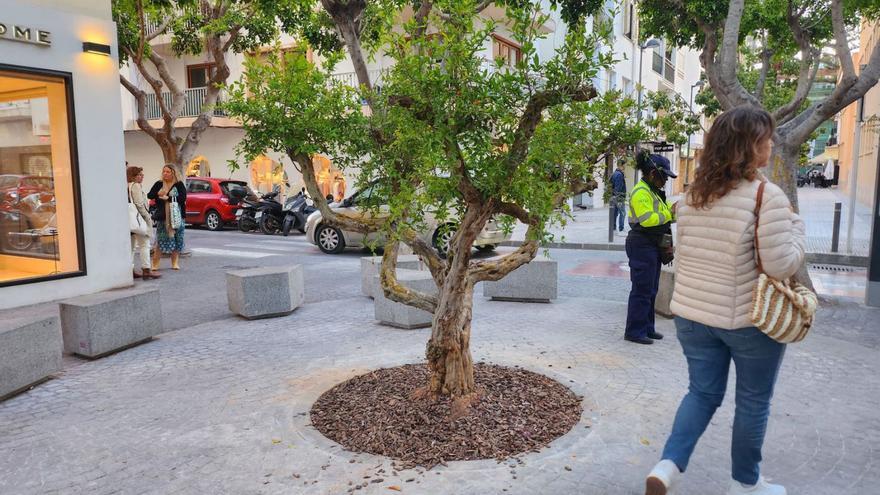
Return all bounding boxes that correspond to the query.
[645,459,680,495]
[727,476,786,495]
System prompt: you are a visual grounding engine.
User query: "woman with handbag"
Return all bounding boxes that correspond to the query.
[644,107,807,495]
[127,166,160,279]
[147,165,187,271]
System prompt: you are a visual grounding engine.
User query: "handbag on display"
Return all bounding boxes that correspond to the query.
[170,187,183,230]
[749,181,817,343]
[128,184,149,236]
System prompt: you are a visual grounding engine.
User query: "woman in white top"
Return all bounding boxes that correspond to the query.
[645,106,805,495]
[127,166,160,279]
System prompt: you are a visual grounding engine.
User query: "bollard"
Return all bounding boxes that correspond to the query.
[831,202,842,253]
[608,203,615,242]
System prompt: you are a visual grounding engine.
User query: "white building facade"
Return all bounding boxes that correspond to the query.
[1,0,131,309]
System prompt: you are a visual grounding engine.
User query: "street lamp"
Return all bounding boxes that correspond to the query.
[684,79,705,186]
[636,38,661,122]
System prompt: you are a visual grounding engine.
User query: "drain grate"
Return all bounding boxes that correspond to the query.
[810,264,856,273]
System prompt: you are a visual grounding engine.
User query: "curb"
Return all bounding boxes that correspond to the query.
[501,241,869,267]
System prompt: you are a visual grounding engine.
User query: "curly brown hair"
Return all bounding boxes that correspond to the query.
[126,166,143,182]
[688,106,775,209]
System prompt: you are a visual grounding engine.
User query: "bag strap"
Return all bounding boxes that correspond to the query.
[754,181,767,274]
[127,182,134,204]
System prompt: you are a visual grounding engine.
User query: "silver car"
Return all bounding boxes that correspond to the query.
[304,183,510,255]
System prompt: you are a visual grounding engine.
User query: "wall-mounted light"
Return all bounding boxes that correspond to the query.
[82,41,111,56]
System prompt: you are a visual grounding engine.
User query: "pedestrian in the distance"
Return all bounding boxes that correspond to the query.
[624,151,676,345]
[148,165,187,271]
[610,160,627,234]
[127,166,160,279]
[644,106,805,495]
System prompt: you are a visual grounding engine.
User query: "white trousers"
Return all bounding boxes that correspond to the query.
[131,233,151,270]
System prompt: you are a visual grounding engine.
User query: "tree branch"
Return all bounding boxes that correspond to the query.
[831,0,856,79]
[120,74,164,143]
[380,240,439,313]
[755,47,773,101]
[773,3,819,123]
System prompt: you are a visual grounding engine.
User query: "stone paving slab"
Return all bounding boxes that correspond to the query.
[1,291,877,495]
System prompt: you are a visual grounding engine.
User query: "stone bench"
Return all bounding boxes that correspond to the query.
[60,287,162,359]
[483,257,558,303]
[1,316,62,401]
[227,265,304,319]
[361,255,424,299]
[654,265,675,319]
[374,268,437,329]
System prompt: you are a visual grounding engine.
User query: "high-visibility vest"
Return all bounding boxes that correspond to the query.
[628,179,674,227]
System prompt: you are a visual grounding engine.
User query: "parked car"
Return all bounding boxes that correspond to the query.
[183,177,255,231]
[0,174,54,205]
[304,182,510,255]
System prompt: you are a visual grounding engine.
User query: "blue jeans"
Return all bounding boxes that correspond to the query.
[612,201,626,231]
[624,233,661,339]
[661,317,786,485]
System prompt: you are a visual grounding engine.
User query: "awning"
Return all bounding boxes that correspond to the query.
[809,146,839,164]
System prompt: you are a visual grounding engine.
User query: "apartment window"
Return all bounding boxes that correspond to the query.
[493,35,522,69]
[605,70,616,92]
[622,77,633,96]
[0,66,85,286]
[186,63,215,88]
[652,42,676,84]
[622,0,635,39]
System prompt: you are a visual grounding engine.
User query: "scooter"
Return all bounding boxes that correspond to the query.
[256,191,295,235]
[281,193,317,236]
[234,194,262,232]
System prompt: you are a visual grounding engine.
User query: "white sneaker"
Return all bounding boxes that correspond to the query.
[645,459,680,495]
[727,476,786,495]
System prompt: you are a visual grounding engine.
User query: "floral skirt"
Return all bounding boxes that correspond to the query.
[156,225,185,254]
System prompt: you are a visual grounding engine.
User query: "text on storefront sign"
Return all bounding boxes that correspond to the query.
[0,23,51,46]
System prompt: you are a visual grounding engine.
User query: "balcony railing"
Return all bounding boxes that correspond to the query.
[328,69,386,88]
[142,87,225,120]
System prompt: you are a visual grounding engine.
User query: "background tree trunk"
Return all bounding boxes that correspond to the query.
[426,264,476,398]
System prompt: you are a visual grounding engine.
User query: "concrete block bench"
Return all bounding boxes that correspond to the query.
[1,316,62,401]
[60,287,162,359]
[361,255,424,299]
[483,257,558,303]
[655,265,675,319]
[374,268,437,329]
[227,265,304,319]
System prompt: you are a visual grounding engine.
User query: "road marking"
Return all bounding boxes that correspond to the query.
[249,238,311,246]
[190,247,276,259]
[223,243,302,252]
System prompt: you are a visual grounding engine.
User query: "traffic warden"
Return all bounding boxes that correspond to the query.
[624,151,677,345]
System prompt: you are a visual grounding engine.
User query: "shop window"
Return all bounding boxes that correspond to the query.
[250,155,288,197]
[185,155,210,177]
[313,154,346,202]
[492,35,522,69]
[0,67,84,286]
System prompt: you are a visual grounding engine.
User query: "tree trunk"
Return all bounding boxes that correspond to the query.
[426,260,476,398]
[766,142,814,291]
[425,212,487,398]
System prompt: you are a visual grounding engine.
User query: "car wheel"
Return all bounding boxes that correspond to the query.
[432,224,457,258]
[316,224,345,254]
[259,214,280,235]
[204,210,223,231]
[477,244,498,253]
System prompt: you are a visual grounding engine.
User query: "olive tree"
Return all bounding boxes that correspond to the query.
[225,0,664,398]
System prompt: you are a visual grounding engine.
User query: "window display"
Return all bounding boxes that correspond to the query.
[0,67,83,285]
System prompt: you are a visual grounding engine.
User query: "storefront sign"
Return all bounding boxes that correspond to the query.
[0,23,51,47]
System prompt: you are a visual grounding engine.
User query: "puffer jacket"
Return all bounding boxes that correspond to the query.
[670,179,806,330]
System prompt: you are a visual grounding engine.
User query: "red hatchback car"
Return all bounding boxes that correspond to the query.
[184,177,254,231]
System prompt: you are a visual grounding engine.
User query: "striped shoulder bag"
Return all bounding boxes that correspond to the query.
[750,181,817,343]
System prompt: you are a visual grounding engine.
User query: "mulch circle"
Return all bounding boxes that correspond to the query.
[310,363,583,469]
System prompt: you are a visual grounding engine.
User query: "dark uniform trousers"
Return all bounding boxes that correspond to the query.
[624,232,662,339]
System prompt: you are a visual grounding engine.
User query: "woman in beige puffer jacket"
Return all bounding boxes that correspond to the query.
[644,107,805,495]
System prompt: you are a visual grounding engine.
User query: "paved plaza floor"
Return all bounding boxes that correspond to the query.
[1,230,878,494]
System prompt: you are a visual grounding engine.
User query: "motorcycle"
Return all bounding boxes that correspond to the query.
[256,191,297,235]
[235,194,262,232]
[281,193,318,236]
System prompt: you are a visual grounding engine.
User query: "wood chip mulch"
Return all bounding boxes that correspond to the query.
[309,363,583,469]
